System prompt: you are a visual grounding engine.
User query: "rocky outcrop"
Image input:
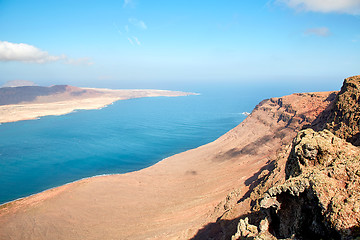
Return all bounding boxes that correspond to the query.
[232,129,360,240]
[230,76,360,240]
[261,129,360,239]
[325,75,360,146]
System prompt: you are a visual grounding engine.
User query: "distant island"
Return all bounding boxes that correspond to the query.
[0,84,194,124]
[0,76,359,240]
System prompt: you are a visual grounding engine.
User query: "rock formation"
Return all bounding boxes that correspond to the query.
[325,75,360,146]
[229,76,360,240]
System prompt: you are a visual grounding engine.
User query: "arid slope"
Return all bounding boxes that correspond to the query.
[0,90,335,240]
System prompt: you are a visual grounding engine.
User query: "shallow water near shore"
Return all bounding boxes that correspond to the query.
[0,82,337,204]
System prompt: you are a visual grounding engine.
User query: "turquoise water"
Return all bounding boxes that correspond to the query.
[0,82,337,204]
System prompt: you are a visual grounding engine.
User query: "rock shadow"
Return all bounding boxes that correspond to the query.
[213,135,274,162]
[237,160,276,205]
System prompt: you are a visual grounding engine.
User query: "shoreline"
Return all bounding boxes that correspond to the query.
[0,91,336,239]
[0,88,195,124]
[0,154,174,206]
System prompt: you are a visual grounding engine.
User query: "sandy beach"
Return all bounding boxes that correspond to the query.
[0,91,335,240]
[0,88,192,124]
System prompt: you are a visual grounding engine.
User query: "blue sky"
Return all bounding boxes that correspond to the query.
[0,0,359,89]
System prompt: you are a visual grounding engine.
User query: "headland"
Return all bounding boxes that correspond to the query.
[1,76,360,240]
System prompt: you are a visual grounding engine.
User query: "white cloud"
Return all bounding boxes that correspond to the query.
[277,0,360,14]
[0,41,92,65]
[0,41,65,63]
[128,18,147,29]
[304,27,331,37]
[125,25,129,32]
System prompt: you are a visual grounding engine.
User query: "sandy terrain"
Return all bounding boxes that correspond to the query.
[0,91,336,240]
[0,88,192,124]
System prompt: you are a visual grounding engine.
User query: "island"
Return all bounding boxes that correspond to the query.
[0,84,193,124]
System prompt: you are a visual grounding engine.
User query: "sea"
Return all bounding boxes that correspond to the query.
[0,81,339,204]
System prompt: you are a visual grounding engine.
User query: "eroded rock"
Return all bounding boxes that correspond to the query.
[325,75,360,146]
[246,129,360,239]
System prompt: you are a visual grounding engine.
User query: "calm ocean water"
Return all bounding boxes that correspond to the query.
[0,82,338,204]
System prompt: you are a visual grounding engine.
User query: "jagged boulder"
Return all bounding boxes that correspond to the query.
[285,129,346,179]
[259,129,360,239]
[325,75,360,146]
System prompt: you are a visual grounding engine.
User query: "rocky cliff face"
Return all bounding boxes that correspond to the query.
[228,76,360,240]
[325,75,360,146]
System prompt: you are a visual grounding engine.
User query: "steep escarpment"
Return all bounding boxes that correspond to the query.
[0,88,334,239]
[229,76,360,240]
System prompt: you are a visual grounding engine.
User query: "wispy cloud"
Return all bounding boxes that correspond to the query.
[277,0,360,14]
[127,37,135,45]
[123,0,134,8]
[128,18,147,30]
[127,36,141,46]
[304,27,331,37]
[133,36,141,45]
[0,41,93,65]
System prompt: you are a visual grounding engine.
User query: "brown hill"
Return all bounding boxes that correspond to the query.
[0,85,101,105]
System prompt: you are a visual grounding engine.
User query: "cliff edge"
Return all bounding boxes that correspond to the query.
[0,77,352,240]
[227,76,360,240]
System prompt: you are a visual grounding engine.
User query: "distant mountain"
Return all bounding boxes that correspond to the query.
[0,85,96,105]
[1,80,37,88]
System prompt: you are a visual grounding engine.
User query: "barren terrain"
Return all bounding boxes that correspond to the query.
[0,91,336,240]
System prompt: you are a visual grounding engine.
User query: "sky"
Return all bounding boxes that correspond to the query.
[0,0,359,89]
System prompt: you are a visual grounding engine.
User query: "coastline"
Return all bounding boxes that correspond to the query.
[0,91,336,240]
[0,88,194,124]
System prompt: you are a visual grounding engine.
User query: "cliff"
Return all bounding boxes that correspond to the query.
[0,82,336,239]
[226,76,360,240]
